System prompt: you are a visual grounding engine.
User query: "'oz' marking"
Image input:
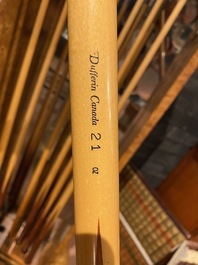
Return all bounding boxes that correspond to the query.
[92,167,99,174]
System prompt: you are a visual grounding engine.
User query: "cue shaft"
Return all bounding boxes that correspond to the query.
[120,22,154,86]
[68,0,119,264]
[23,42,68,160]
[0,0,50,168]
[118,3,147,60]
[25,221,52,263]
[37,158,72,218]
[8,62,69,210]
[25,180,73,263]
[118,0,187,113]
[117,0,129,27]
[9,97,70,238]
[118,0,144,51]
[13,43,68,185]
[0,0,29,110]
[46,179,74,225]
[31,134,71,207]
[160,10,166,79]
[0,0,68,195]
[118,0,164,88]
[19,158,72,245]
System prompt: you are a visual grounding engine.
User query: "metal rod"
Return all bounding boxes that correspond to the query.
[68,0,119,264]
[118,0,187,113]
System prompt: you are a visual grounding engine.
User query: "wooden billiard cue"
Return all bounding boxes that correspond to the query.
[22,43,68,156]
[160,9,166,79]
[8,43,69,205]
[27,133,71,205]
[0,0,50,169]
[119,22,154,89]
[25,179,73,263]
[118,0,144,51]
[118,0,164,88]
[118,3,147,60]
[18,158,73,247]
[68,0,119,264]
[16,42,68,176]
[117,0,129,27]
[0,0,29,110]
[9,97,70,238]
[20,161,73,251]
[118,0,187,113]
[10,132,71,240]
[0,1,68,204]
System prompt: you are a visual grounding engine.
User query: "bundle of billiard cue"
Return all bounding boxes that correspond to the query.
[0,0,188,263]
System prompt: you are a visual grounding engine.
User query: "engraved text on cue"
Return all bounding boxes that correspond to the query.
[89,52,101,175]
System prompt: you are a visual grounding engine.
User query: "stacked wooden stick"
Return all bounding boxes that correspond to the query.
[0,0,195,263]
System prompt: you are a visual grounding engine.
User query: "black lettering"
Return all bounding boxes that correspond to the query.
[91,133,101,141]
[90,52,99,64]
